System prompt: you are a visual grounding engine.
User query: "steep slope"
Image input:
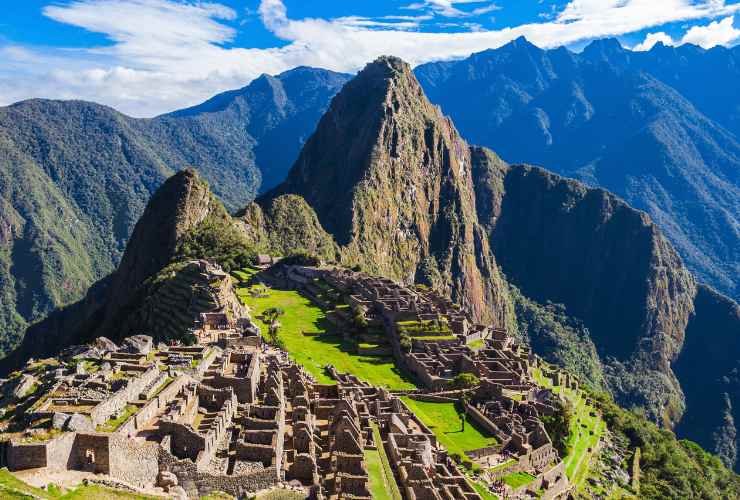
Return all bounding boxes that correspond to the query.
[263,56,515,328]
[675,286,740,471]
[3,170,250,366]
[472,149,697,424]
[415,38,740,301]
[0,67,348,355]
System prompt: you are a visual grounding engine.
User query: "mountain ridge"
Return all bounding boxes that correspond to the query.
[0,66,349,356]
[415,37,740,302]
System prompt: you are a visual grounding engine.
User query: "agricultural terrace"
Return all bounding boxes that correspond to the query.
[366,422,402,500]
[400,397,498,459]
[532,367,605,490]
[396,319,456,341]
[234,267,416,389]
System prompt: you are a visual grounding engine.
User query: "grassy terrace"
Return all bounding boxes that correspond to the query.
[367,422,402,500]
[502,471,536,489]
[235,268,415,389]
[532,367,604,490]
[400,398,498,459]
[96,404,138,433]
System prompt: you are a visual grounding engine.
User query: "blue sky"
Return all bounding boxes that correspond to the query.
[2,1,739,116]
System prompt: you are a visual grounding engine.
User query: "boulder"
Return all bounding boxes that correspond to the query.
[65,413,94,432]
[93,336,118,352]
[12,374,36,399]
[167,485,187,499]
[52,412,71,430]
[100,362,112,373]
[121,335,153,355]
[157,470,178,488]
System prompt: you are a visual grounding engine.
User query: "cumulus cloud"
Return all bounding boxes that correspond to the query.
[633,15,739,50]
[682,15,740,47]
[633,31,675,51]
[2,0,740,117]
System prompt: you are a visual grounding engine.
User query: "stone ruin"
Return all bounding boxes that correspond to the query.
[0,262,582,499]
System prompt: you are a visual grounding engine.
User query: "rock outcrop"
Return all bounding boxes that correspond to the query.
[263,56,515,328]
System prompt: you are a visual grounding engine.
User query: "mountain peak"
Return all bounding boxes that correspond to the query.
[263,59,514,326]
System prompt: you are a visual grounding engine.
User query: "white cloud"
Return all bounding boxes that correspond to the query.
[633,15,739,50]
[633,31,675,50]
[2,0,739,117]
[404,1,500,18]
[682,15,740,47]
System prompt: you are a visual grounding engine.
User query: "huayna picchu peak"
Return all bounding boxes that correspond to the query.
[261,56,516,330]
[0,31,739,500]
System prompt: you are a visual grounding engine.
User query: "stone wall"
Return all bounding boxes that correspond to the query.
[90,366,160,426]
[72,433,111,474]
[6,441,47,471]
[109,435,159,488]
[46,432,76,472]
[159,446,279,498]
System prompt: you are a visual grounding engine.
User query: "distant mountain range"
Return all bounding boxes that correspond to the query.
[0,67,349,353]
[415,37,740,302]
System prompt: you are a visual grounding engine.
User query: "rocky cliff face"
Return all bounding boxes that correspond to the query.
[416,38,740,302]
[264,56,515,328]
[472,153,697,424]
[675,286,740,471]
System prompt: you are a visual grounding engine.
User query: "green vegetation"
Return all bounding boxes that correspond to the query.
[400,398,497,458]
[237,276,415,389]
[253,489,306,500]
[468,339,486,351]
[532,367,603,485]
[20,428,63,443]
[589,391,740,499]
[176,210,255,273]
[540,399,574,458]
[501,471,536,489]
[510,285,607,392]
[451,372,480,390]
[396,319,452,336]
[367,422,402,500]
[97,405,138,433]
[470,479,498,500]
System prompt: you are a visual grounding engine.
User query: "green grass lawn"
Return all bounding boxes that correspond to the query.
[400,398,498,458]
[237,280,415,389]
[468,339,486,351]
[502,471,536,489]
[367,422,402,500]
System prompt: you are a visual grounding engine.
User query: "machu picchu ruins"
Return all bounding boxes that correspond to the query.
[0,260,607,499]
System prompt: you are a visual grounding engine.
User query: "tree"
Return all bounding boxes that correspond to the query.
[459,391,473,431]
[452,372,480,390]
[263,307,285,325]
[541,398,573,457]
